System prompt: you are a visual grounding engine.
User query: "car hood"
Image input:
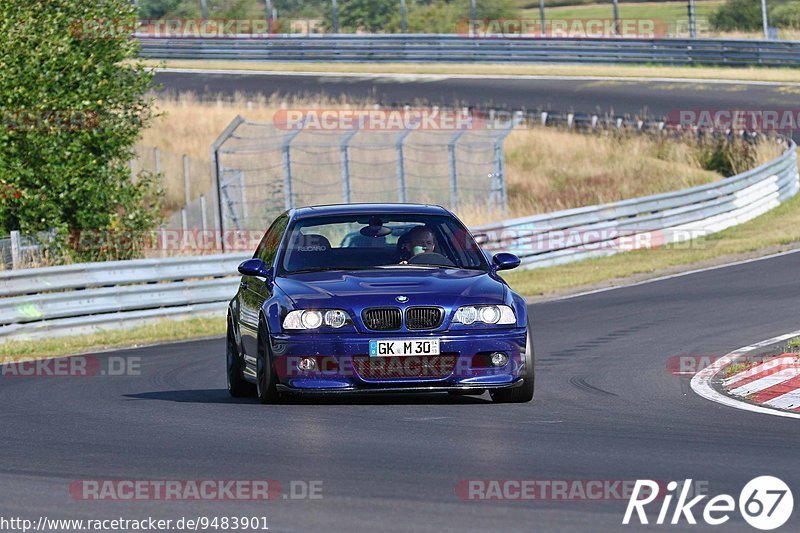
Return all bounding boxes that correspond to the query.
[275,268,505,309]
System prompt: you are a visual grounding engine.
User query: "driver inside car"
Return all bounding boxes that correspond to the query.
[399,225,440,263]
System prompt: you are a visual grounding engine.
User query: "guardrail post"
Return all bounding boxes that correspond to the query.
[10,230,21,270]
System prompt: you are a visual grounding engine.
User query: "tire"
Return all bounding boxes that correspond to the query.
[256,318,281,404]
[227,317,255,398]
[490,328,534,404]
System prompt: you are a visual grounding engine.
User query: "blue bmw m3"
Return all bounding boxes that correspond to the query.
[226,203,533,403]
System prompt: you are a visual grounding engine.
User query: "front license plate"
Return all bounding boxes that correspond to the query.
[369,339,441,357]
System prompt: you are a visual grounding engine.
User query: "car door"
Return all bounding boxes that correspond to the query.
[239,213,289,358]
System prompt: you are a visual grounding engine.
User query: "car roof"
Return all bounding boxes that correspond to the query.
[290,203,450,220]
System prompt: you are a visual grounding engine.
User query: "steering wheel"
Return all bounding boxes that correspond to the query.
[407,252,456,267]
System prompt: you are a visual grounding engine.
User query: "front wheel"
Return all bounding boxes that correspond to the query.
[227,317,255,398]
[490,328,534,404]
[256,319,281,404]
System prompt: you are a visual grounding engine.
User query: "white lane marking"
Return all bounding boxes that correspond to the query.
[723,356,799,386]
[764,389,800,410]
[538,247,800,303]
[691,329,800,419]
[152,68,800,87]
[728,371,800,397]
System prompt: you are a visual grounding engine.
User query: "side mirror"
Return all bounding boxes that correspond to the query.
[492,252,521,271]
[238,258,272,280]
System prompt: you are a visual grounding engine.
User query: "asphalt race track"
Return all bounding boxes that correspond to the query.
[3,251,800,531]
[154,70,800,125]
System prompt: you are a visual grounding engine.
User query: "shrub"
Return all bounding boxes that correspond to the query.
[0,0,161,262]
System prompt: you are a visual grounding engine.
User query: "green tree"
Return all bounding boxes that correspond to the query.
[771,1,800,29]
[710,0,764,31]
[0,0,161,261]
[332,0,396,32]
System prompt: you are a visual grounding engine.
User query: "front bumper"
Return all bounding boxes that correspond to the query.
[269,328,528,393]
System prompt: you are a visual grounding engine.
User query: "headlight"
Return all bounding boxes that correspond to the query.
[283,309,350,330]
[453,305,516,325]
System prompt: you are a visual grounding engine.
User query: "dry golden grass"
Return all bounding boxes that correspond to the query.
[138,92,782,227]
[502,128,721,216]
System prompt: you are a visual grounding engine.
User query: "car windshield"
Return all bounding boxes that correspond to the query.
[279,213,488,274]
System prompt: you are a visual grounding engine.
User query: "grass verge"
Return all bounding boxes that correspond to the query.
[144,60,800,84]
[0,316,225,362]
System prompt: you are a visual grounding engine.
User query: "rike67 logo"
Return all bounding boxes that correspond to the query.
[623,477,793,530]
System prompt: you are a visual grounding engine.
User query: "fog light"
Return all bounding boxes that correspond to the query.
[297,357,317,372]
[490,352,509,367]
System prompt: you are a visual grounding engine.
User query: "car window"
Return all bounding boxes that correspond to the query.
[280,214,487,274]
[254,213,289,266]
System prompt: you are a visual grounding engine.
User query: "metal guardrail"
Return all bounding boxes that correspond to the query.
[476,139,799,268]
[1,140,797,342]
[138,34,800,67]
[0,254,248,341]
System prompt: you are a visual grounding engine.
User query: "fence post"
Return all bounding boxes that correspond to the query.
[180,208,188,253]
[10,230,21,270]
[281,129,303,210]
[200,194,208,233]
[492,111,520,212]
[539,0,545,37]
[211,116,246,253]
[331,0,339,33]
[237,170,248,226]
[183,154,191,206]
[395,128,413,203]
[447,129,467,212]
[340,128,359,203]
[154,147,161,175]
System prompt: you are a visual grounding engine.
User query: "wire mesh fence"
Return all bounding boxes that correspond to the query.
[211,112,520,239]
